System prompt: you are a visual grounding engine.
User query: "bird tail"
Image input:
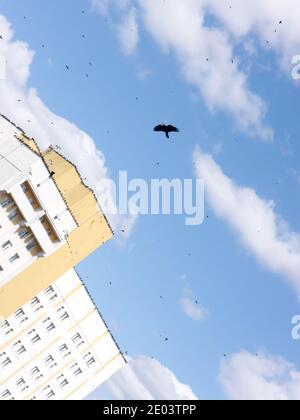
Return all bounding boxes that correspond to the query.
[166,132,169,139]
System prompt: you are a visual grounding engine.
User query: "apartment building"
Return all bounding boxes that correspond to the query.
[0,115,125,400]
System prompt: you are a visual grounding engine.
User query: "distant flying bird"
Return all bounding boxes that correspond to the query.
[154,124,180,139]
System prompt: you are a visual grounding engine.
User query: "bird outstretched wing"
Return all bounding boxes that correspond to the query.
[154,125,165,132]
[166,125,179,133]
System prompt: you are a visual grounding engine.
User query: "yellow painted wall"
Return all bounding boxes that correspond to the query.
[0,147,113,319]
[17,133,40,155]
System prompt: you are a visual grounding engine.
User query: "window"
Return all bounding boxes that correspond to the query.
[0,319,13,336]
[58,343,68,354]
[2,240,12,251]
[30,366,43,381]
[26,240,37,251]
[58,343,68,355]
[15,308,25,319]
[47,323,55,333]
[70,363,83,378]
[28,330,41,345]
[21,182,41,211]
[71,332,85,348]
[8,209,18,221]
[45,285,55,295]
[16,378,28,393]
[44,285,58,301]
[57,374,69,389]
[44,355,54,365]
[19,229,30,239]
[42,385,55,400]
[21,183,29,193]
[1,197,12,208]
[70,363,82,377]
[32,334,41,344]
[15,308,28,324]
[43,318,56,333]
[57,306,70,322]
[0,320,9,329]
[1,389,13,400]
[30,296,43,312]
[46,390,55,399]
[44,355,57,370]
[0,353,12,368]
[58,343,71,359]
[83,352,96,368]
[9,253,20,264]
[13,341,26,356]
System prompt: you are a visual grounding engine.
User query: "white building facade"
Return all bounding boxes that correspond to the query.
[0,115,125,400]
[0,269,124,401]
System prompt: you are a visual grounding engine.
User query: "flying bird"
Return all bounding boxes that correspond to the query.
[154,124,180,139]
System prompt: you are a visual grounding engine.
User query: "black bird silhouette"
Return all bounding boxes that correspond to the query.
[154,124,179,139]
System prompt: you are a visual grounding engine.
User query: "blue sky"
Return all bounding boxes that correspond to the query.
[1,0,300,400]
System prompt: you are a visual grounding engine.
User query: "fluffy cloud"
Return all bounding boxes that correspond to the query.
[92,0,300,140]
[117,7,139,56]
[179,274,208,322]
[92,0,139,56]
[139,0,272,140]
[0,14,136,235]
[93,0,278,140]
[207,0,300,71]
[91,356,198,400]
[180,296,208,322]
[91,0,129,16]
[219,351,300,400]
[194,147,300,298]
[91,0,111,15]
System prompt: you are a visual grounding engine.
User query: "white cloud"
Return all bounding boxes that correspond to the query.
[137,0,273,140]
[179,274,208,322]
[180,296,208,322]
[0,14,136,237]
[194,147,300,298]
[91,0,129,16]
[91,0,111,15]
[136,65,151,81]
[91,356,198,400]
[212,141,223,156]
[219,351,300,400]
[92,0,300,140]
[207,0,300,72]
[288,168,300,186]
[92,0,139,57]
[117,7,139,56]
